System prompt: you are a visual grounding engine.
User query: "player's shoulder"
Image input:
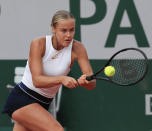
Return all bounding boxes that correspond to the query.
[73,39,86,52]
[30,36,46,55]
[30,36,46,50]
[73,40,85,49]
[73,39,83,46]
[72,40,87,59]
[31,36,46,46]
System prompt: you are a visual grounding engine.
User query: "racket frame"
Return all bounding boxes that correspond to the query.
[86,48,148,86]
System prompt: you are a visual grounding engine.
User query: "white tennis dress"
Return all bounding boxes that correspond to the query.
[22,35,73,98]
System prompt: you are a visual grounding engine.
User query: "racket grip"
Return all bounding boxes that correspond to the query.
[86,75,94,81]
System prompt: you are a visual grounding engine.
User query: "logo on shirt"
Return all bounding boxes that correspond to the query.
[51,51,61,59]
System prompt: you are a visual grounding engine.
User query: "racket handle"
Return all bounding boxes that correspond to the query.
[86,75,94,81]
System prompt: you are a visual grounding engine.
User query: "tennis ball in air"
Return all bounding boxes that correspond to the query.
[104,66,115,77]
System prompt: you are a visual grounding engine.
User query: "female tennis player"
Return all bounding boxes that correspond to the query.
[2,10,96,131]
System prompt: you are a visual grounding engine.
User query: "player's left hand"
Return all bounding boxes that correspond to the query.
[77,74,89,87]
[77,74,96,90]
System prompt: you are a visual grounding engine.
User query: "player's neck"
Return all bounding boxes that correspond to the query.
[52,35,64,51]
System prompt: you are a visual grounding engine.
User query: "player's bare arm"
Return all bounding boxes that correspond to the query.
[72,40,96,90]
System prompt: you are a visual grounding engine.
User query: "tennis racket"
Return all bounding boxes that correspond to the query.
[86,48,148,86]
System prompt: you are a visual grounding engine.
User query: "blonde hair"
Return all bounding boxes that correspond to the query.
[51,10,75,28]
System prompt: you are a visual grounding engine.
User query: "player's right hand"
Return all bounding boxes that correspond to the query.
[61,76,78,88]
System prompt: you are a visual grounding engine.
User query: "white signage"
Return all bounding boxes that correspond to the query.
[0,0,151,59]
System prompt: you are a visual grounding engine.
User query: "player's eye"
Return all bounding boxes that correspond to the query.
[61,29,67,33]
[70,28,75,33]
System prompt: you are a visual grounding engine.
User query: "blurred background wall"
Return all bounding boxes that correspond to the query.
[0,0,152,131]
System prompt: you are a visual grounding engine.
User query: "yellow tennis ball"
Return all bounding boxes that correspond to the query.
[104,66,115,77]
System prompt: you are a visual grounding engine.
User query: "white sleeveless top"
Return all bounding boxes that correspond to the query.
[22,35,72,98]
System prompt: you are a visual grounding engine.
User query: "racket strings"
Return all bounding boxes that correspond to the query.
[109,50,147,85]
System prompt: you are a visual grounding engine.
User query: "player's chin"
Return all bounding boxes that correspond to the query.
[63,41,71,46]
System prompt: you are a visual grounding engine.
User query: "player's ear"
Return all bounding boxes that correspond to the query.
[51,26,56,34]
